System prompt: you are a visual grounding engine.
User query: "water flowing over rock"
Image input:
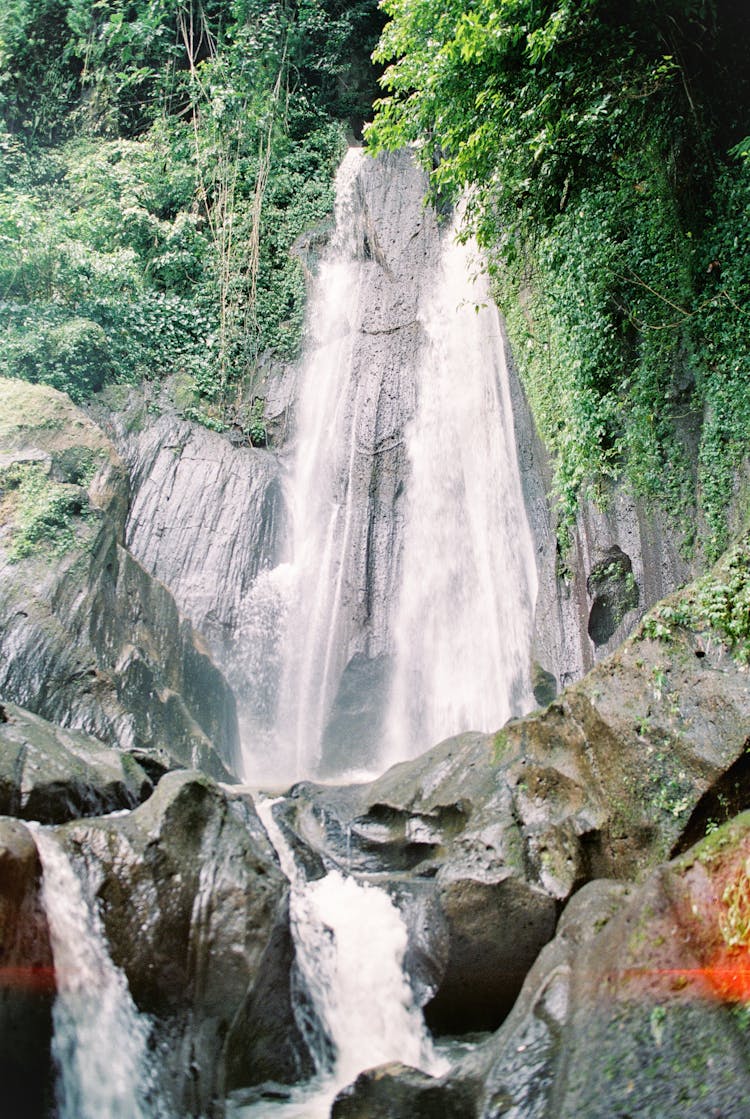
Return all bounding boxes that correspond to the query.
[0,817,55,1119]
[275,150,537,779]
[56,772,307,1116]
[34,827,163,1119]
[0,380,240,780]
[270,147,448,780]
[228,797,447,1119]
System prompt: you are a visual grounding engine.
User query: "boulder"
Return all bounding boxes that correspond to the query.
[0,701,152,823]
[0,817,55,1119]
[0,379,241,780]
[331,1062,475,1119]
[448,814,750,1118]
[57,771,311,1116]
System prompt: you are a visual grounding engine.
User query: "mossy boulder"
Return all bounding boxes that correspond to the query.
[444,815,750,1118]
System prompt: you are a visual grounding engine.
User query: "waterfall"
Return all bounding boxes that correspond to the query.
[241,148,537,783]
[229,799,447,1118]
[383,227,538,764]
[33,829,163,1119]
[271,149,368,780]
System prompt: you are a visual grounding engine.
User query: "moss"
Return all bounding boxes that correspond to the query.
[639,533,750,664]
[491,729,510,764]
[1,461,87,561]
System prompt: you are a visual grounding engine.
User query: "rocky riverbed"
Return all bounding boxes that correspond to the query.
[1,378,749,1117]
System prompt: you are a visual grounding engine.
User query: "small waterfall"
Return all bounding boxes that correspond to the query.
[231,799,447,1118]
[33,829,163,1119]
[384,228,538,763]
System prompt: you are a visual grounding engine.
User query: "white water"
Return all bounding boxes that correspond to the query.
[384,229,538,763]
[33,829,163,1119]
[231,799,447,1118]
[241,148,537,783]
[271,149,368,780]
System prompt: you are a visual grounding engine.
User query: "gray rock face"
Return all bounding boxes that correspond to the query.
[117,411,285,697]
[507,347,695,690]
[0,701,152,823]
[0,817,55,1119]
[322,147,441,668]
[0,380,240,780]
[57,771,311,1116]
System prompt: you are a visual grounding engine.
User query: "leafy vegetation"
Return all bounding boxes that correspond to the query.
[0,0,383,428]
[368,0,750,556]
[720,857,750,949]
[640,533,750,664]
[0,461,86,560]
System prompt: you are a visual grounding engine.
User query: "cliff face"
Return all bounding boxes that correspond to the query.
[105,408,285,720]
[505,341,696,693]
[0,380,240,780]
[111,150,450,771]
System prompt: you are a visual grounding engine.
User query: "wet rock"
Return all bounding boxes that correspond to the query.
[450,814,750,1118]
[331,1061,476,1119]
[113,410,285,700]
[0,379,240,780]
[280,566,750,1035]
[586,545,640,646]
[321,653,393,777]
[428,876,558,1033]
[0,817,55,1119]
[0,702,152,823]
[57,772,310,1115]
[530,661,557,707]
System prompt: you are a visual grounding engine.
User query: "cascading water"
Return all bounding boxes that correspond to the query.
[241,147,537,784]
[383,226,538,765]
[229,799,447,1118]
[33,829,163,1119]
[271,149,369,780]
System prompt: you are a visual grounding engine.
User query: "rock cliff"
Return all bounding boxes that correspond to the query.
[0,380,240,780]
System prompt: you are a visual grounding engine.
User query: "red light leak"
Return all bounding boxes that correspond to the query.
[0,966,56,994]
[626,961,750,1002]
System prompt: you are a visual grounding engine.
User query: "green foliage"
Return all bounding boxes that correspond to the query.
[369,0,750,555]
[1,461,85,560]
[720,858,750,949]
[247,397,267,446]
[640,535,750,663]
[0,0,379,419]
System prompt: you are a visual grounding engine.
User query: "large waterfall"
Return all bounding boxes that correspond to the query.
[242,148,537,784]
[383,220,538,766]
